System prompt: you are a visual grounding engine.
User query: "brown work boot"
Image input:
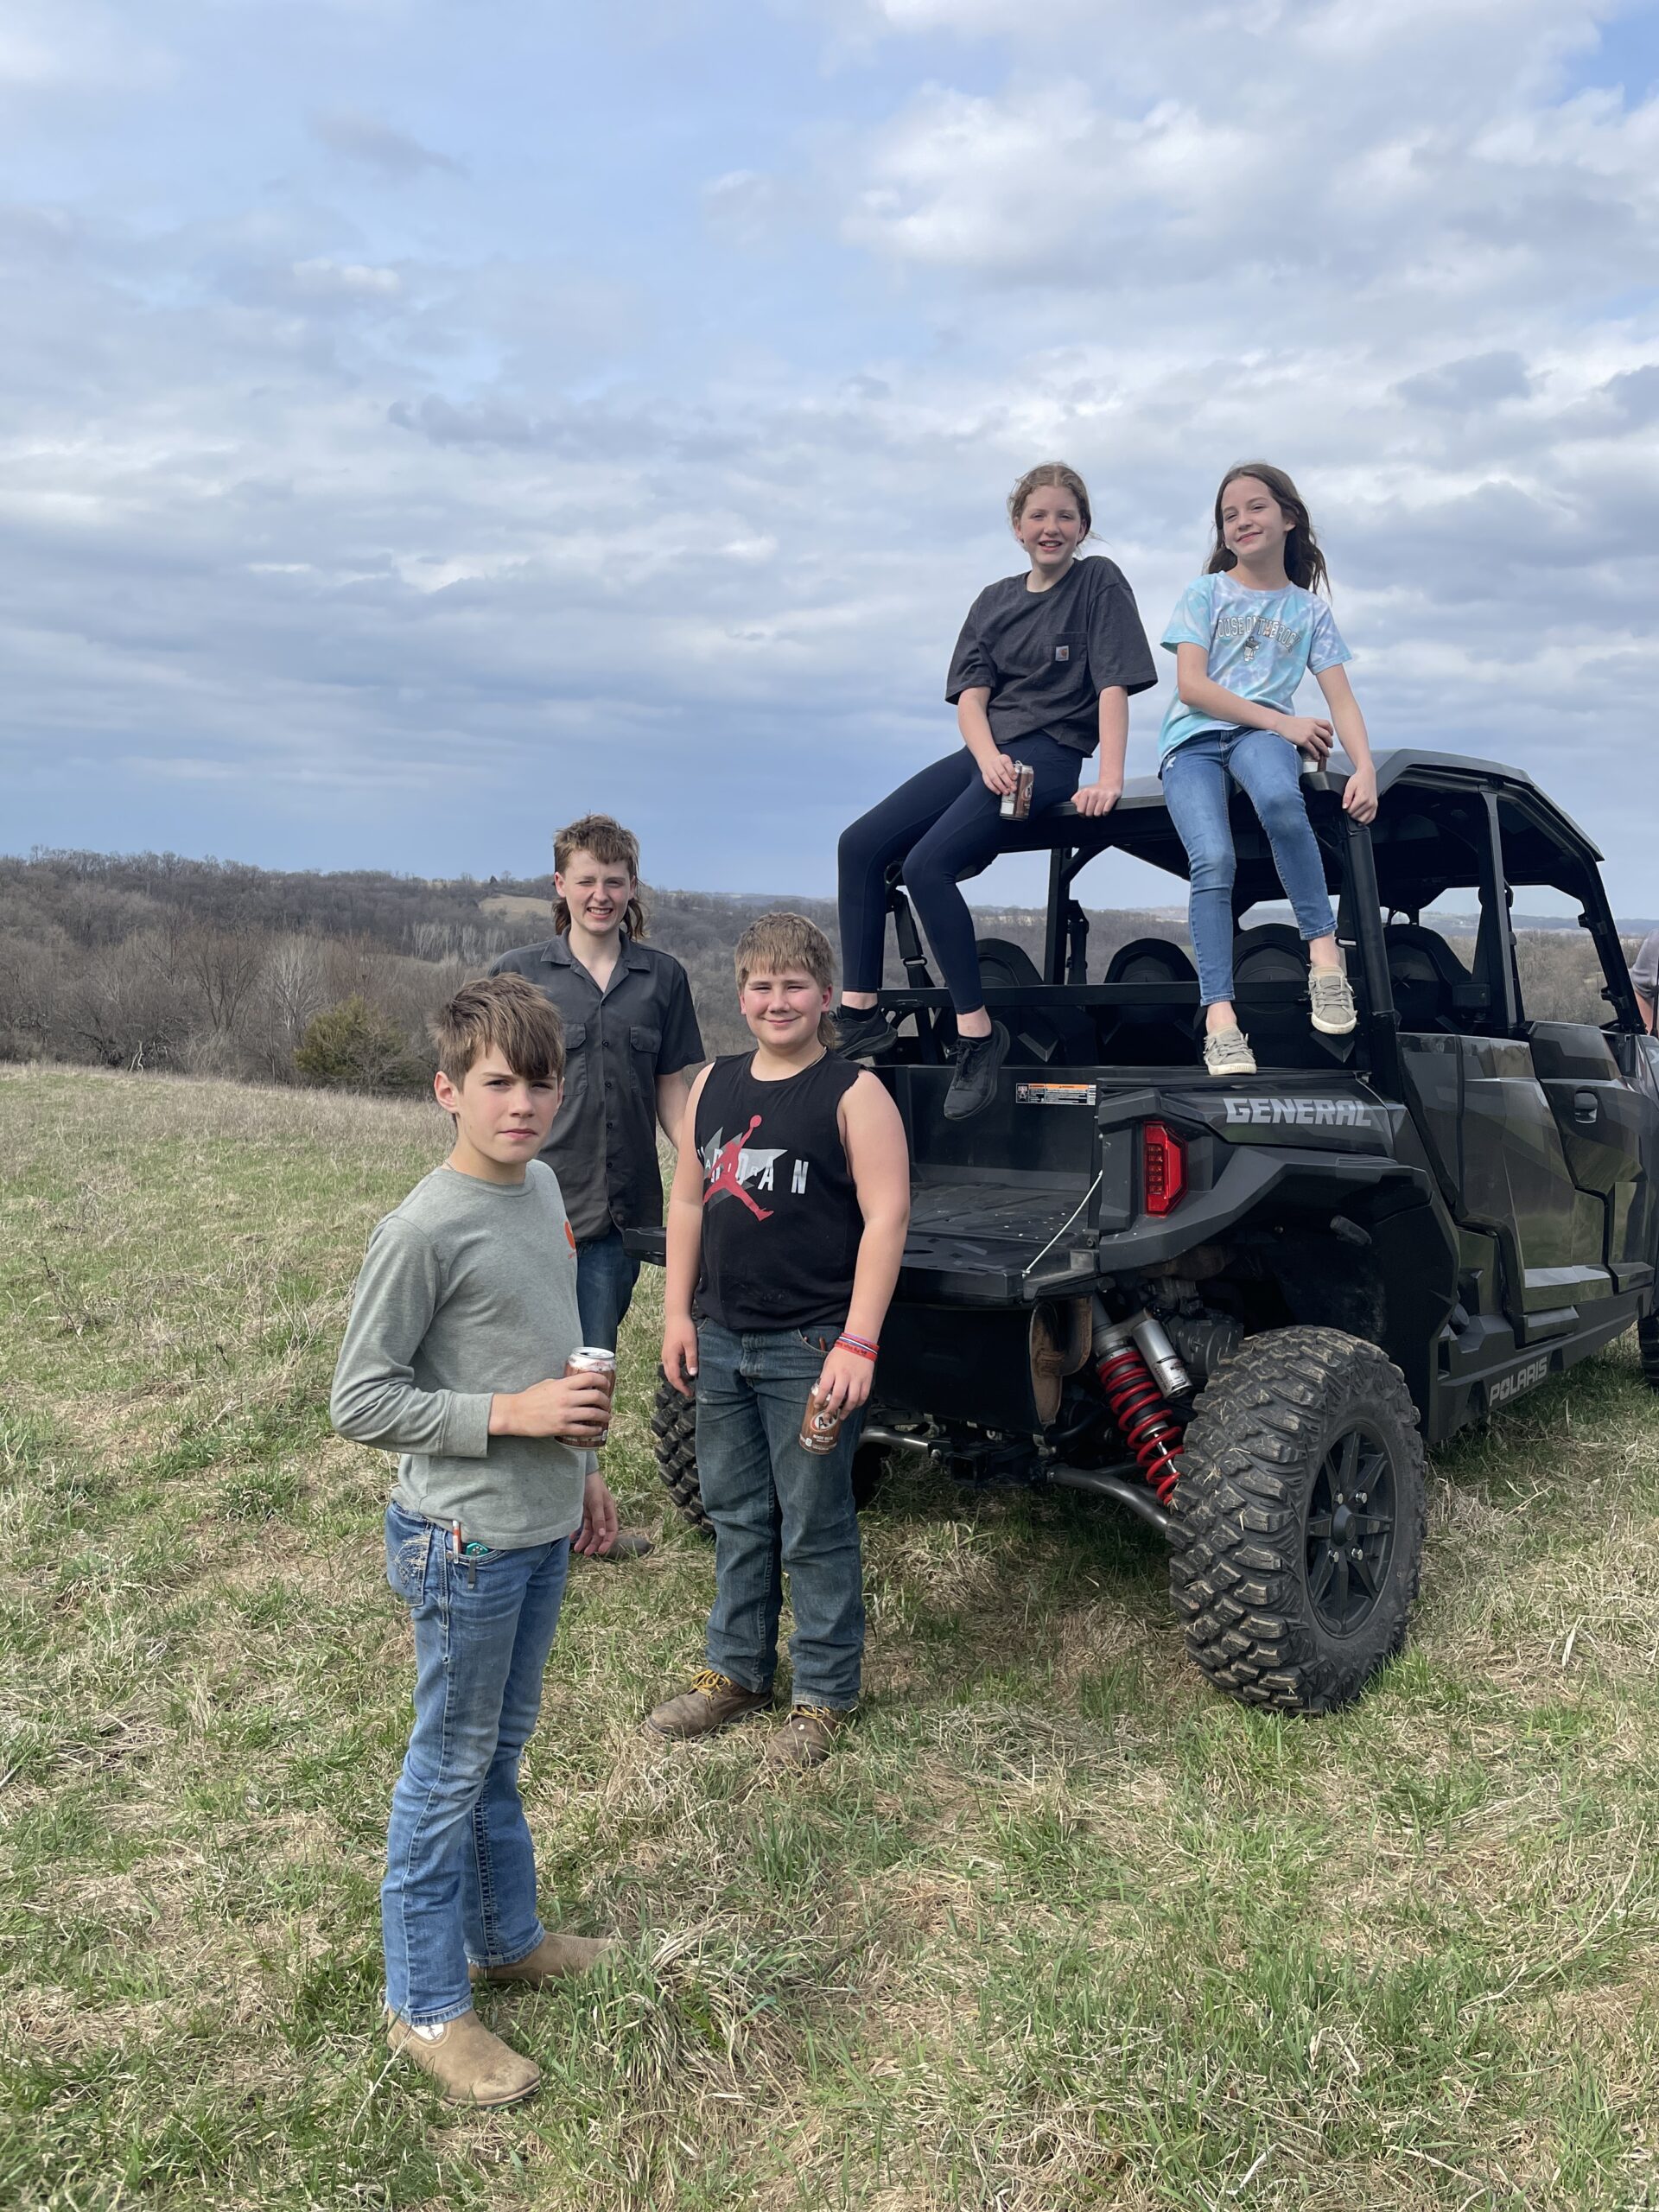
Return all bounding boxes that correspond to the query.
[645,1667,773,1739]
[385,2007,540,2106]
[471,1931,613,1984]
[760,1704,851,1773]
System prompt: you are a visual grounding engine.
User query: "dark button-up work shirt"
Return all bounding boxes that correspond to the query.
[489,936,705,1243]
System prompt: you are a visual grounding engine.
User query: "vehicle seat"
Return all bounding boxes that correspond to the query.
[1230,924,1338,1067]
[1383,925,1481,1034]
[975,937,1096,1066]
[1098,937,1199,1065]
[1103,937,1198,990]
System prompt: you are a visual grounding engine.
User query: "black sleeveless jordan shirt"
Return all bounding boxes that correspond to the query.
[694,1050,864,1333]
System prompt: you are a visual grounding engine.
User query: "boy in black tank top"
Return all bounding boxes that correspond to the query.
[645,914,910,1770]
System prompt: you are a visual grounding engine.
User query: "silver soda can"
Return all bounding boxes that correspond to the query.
[798,1384,846,1457]
[999,762,1035,821]
[565,1347,617,1445]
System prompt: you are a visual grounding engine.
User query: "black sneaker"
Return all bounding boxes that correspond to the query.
[833,1005,898,1059]
[944,1022,1009,1121]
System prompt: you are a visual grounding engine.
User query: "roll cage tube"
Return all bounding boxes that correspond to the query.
[1048,794,1401,1086]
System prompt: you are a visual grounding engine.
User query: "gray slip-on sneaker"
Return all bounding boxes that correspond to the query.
[1308,965,1357,1036]
[1202,1027,1257,1077]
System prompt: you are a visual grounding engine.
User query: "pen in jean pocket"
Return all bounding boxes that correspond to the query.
[450,1520,462,1558]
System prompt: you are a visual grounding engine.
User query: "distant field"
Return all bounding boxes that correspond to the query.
[479,893,556,930]
[3,1065,1659,2211]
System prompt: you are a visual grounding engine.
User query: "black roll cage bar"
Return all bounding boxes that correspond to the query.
[871,750,1643,1090]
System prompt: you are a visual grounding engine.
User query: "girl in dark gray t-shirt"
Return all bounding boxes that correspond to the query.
[834,461,1155,1121]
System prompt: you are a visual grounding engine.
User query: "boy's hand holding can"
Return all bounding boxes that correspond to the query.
[798,1333,878,1454]
[563,1348,617,1443]
[488,1370,613,1443]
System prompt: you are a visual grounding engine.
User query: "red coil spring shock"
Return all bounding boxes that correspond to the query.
[1096,1340,1185,1504]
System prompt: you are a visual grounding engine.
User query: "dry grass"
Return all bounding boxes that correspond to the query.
[3,1065,1659,2209]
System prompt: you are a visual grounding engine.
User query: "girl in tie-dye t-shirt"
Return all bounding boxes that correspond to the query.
[1157,461,1380,1079]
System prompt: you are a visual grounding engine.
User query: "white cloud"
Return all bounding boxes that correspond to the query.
[0,0,1656,903]
[308,109,463,180]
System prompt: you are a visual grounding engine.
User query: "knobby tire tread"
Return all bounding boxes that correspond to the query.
[1166,1325,1426,1715]
[651,1370,713,1535]
[649,1373,886,1531]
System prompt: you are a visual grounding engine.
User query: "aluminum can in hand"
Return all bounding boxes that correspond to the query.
[565,1347,617,1445]
[798,1385,846,1457]
[999,762,1035,821]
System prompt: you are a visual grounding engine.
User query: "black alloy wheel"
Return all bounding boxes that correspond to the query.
[1305,1424,1397,1637]
[1166,1325,1426,1714]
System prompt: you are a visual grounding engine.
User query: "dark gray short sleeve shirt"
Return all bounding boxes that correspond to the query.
[488,937,704,1242]
[944,556,1158,756]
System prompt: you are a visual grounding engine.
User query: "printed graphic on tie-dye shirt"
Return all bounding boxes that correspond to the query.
[1157,571,1351,760]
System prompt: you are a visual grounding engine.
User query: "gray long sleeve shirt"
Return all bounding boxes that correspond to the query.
[330,1160,594,1551]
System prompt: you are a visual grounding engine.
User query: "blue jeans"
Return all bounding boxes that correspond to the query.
[1160,728,1338,1007]
[382,1501,571,2025]
[696,1318,867,1709]
[576,1228,640,1351]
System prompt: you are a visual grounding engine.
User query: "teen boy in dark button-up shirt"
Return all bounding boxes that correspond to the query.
[490,815,704,1353]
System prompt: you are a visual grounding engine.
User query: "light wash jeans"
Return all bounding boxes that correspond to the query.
[575,1226,640,1351]
[1160,727,1338,1007]
[695,1318,866,1710]
[381,1500,571,2025]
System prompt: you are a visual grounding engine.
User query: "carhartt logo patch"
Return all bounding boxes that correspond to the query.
[1054,645,1071,662]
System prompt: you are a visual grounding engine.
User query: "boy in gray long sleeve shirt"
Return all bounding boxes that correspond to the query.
[331,1160,595,1549]
[331,974,619,2108]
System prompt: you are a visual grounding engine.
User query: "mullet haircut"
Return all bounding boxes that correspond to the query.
[430,973,566,1085]
[552,812,647,940]
[1205,460,1331,595]
[734,912,840,1049]
[1007,461,1094,541]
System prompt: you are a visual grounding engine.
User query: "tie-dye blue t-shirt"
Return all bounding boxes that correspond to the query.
[1157,571,1351,760]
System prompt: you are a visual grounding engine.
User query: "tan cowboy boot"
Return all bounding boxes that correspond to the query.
[471,1931,613,1984]
[385,2007,540,2106]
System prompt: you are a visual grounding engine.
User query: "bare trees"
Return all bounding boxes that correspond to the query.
[0,844,1645,1088]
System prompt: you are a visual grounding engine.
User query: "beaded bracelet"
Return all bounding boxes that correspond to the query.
[836,1333,879,1362]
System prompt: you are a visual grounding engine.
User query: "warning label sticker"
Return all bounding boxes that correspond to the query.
[1015,1082,1098,1107]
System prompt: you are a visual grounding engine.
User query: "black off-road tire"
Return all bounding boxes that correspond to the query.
[649,1370,891,1536]
[652,1370,711,1535]
[1166,1326,1426,1715]
[1639,1313,1659,1393]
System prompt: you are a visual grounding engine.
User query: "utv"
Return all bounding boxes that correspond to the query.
[632,753,1659,1713]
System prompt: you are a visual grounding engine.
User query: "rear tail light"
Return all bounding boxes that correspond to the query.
[1141,1122,1187,1216]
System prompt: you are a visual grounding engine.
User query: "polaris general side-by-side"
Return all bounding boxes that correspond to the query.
[632,754,1659,1713]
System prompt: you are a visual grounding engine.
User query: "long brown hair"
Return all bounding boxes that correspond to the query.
[1007,461,1094,541]
[552,812,647,939]
[1205,461,1330,594]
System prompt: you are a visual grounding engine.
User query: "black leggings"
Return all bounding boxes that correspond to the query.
[837,734,1084,1014]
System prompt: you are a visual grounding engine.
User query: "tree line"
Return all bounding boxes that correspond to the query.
[0,847,1639,1089]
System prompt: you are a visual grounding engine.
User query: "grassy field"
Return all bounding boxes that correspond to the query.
[3,1065,1659,2211]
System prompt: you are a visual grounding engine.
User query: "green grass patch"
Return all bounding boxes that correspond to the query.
[3,1064,1659,2209]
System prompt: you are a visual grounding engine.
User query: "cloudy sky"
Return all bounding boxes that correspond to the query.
[3,0,1658,912]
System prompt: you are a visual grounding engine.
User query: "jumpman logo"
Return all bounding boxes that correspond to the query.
[702,1115,774,1221]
